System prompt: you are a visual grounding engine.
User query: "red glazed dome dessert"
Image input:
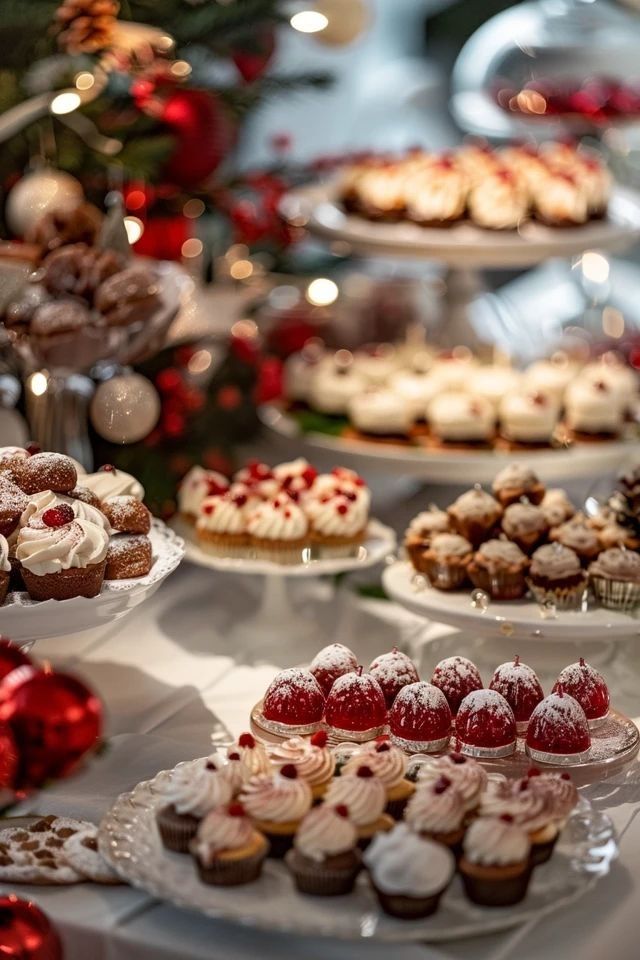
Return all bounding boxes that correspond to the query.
[455,690,517,758]
[260,668,325,736]
[388,681,452,754]
[489,656,544,733]
[324,666,387,741]
[431,656,483,715]
[309,643,357,695]
[526,686,591,763]
[368,647,420,708]
[552,658,610,728]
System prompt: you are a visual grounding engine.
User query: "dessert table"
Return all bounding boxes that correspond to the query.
[2,552,640,960]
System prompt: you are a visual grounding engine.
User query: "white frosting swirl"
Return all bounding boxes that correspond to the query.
[388,371,442,419]
[469,367,522,409]
[194,807,255,863]
[417,755,487,811]
[428,392,495,441]
[20,490,109,533]
[81,468,144,501]
[240,771,312,822]
[178,467,228,516]
[0,534,10,573]
[479,785,554,833]
[294,805,357,862]
[164,758,233,818]
[308,366,367,415]
[463,816,530,866]
[565,378,624,433]
[197,493,248,535]
[405,781,466,834]
[364,823,455,895]
[467,171,528,229]
[349,390,413,435]
[324,771,386,826]
[16,517,108,575]
[305,493,368,538]
[227,738,270,781]
[342,743,406,788]
[269,737,334,786]
[247,496,309,542]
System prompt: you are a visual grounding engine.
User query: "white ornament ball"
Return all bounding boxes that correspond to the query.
[6,168,84,237]
[90,373,161,444]
[312,0,369,46]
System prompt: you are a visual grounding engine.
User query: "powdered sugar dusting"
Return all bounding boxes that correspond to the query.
[392,681,449,716]
[369,649,419,685]
[528,693,589,737]
[310,643,357,673]
[491,660,541,692]
[458,689,515,720]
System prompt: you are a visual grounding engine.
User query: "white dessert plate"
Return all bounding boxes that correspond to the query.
[0,519,184,645]
[383,560,640,643]
[280,181,640,268]
[171,517,396,578]
[99,759,617,944]
[259,405,639,485]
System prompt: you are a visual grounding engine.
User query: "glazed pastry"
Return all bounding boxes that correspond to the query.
[468,538,530,599]
[105,534,153,579]
[499,391,559,444]
[492,463,545,507]
[419,532,473,590]
[81,465,145,501]
[564,378,624,437]
[447,488,502,547]
[427,392,495,443]
[285,804,361,896]
[191,803,269,886]
[348,389,413,436]
[501,502,549,554]
[467,168,529,230]
[177,466,229,523]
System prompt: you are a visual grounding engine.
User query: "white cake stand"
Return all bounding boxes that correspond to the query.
[0,519,184,649]
[171,518,396,653]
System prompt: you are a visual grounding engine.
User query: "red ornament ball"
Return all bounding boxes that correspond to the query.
[0,895,62,959]
[160,90,237,188]
[0,667,103,790]
[0,638,32,682]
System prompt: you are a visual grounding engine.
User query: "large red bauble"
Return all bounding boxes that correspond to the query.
[324,667,386,739]
[161,90,237,187]
[0,895,62,959]
[0,638,32,682]
[0,667,103,790]
[0,721,18,792]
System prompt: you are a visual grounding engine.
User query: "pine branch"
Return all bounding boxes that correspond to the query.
[214,72,332,115]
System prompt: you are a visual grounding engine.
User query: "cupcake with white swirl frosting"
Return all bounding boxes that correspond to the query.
[404,776,467,852]
[156,756,234,853]
[240,764,312,858]
[16,507,108,601]
[416,752,488,814]
[528,542,587,609]
[286,804,362,896]
[459,816,532,906]
[20,489,110,533]
[324,764,393,846]
[196,489,250,558]
[269,731,335,799]
[191,802,269,886]
[247,494,309,564]
[342,740,415,819]
[305,487,369,558]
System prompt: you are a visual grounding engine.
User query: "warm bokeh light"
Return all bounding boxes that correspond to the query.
[188,349,213,375]
[581,251,610,284]
[75,72,95,91]
[30,373,48,397]
[181,238,204,258]
[124,216,144,244]
[230,259,254,280]
[306,277,339,306]
[290,10,329,33]
[50,92,81,115]
[183,199,205,219]
[171,60,192,78]
[602,306,625,339]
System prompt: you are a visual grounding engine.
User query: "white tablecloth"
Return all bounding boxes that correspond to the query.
[3,549,640,960]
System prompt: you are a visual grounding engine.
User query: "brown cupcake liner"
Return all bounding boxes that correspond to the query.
[590,576,640,612]
[527,575,587,611]
[448,514,501,549]
[196,530,249,558]
[250,537,310,565]
[21,559,106,601]
[371,882,445,919]
[156,805,199,853]
[194,843,268,886]
[468,562,529,600]
[422,555,471,591]
[405,539,430,573]
[460,859,532,907]
[0,571,9,605]
[311,530,365,559]
[285,849,362,896]
[529,833,558,867]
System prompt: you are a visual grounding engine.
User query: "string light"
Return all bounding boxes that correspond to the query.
[50,92,81,115]
[183,199,205,219]
[123,216,144,244]
[75,73,95,91]
[187,349,212,375]
[170,60,192,78]
[290,10,329,33]
[181,238,203,258]
[30,373,48,397]
[306,277,338,306]
[230,260,254,280]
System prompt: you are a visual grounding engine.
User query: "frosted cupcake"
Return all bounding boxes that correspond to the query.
[468,538,530,599]
[16,511,108,601]
[541,488,575,527]
[531,170,589,226]
[348,389,413,437]
[324,764,393,846]
[177,466,229,524]
[247,495,310,564]
[269,732,335,799]
[364,823,455,919]
[240,765,312,858]
[285,804,362,896]
[459,816,532,906]
[404,507,451,573]
[20,489,110,533]
[404,777,467,853]
[342,740,415,819]
[589,548,640,612]
[499,391,560,445]
[305,490,368,558]
[502,502,549,554]
[467,168,529,230]
[284,341,328,403]
[352,345,399,386]
[528,543,587,609]
[492,464,545,508]
[579,359,638,413]
[196,490,250,558]
[448,488,502,547]
[156,756,234,853]
[191,802,269,886]
[549,517,601,565]
[272,458,317,498]
[479,781,558,865]
[226,733,271,785]
[521,357,579,405]
[416,753,488,816]
[0,534,10,603]
[428,353,479,392]
[388,370,442,421]
[468,366,522,411]
[427,392,495,444]
[565,378,624,437]
[308,354,367,415]
[420,532,473,590]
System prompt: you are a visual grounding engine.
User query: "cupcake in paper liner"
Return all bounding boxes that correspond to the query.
[420,532,474,591]
[589,548,640,612]
[285,804,362,896]
[191,803,269,886]
[527,543,587,611]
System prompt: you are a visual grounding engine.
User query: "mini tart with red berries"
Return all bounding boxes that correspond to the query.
[15,504,108,601]
[196,490,250,558]
[247,495,310,564]
[305,486,369,558]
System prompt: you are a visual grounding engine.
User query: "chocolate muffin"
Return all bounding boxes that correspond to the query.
[94,267,159,327]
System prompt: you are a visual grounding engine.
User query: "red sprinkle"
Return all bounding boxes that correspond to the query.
[203,504,214,515]
[280,763,298,780]
[42,504,75,528]
[375,741,391,753]
[500,813,514,823]
[233,494,247,507]
[100,464,116,472]
[228,752,240,761]
[336,503,348,515]
[205,760,218,771]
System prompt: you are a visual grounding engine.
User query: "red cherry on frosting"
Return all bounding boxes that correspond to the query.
[279,763,299,779]
[368,647,420,708]
[99,464,116,472]
[433,775,451,794]
[262,668,325,734]
[526,685,591,761]
[489,656,544,731]
[309,643,357,695]
[228,802,245,816]
[431,656,483,715]
[552,658,609,726]
[238,732,256,748]
[228,751,241,761]
[456,690,517,758]
[324,666,386,740]
[42,504,75,528]
[388,681,452,753]
[356,764,374,778]
[310,730,328,748]
[335,803,349,818]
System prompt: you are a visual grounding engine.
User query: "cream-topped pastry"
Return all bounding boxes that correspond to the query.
[449,488,501,524]
[20,490,109,532]
[589,547,640,582]
[428,532,473,558]
[178,466,229,521]
[348,389,413,436]
[324,768,386,827]
[499,143,548,192]
[428,392,495,442]
[240,769,312,823]
[227,734,270,781]
[247,495,309,544]
[404,158,468,225]
[428,354,479,393]
[272,458,317,498]
[293,804,358,862]
[342,742,407,789]
[455,141,500,185]
[0,534,11,575]
[541,488,575,527]
[16,516,108,575]
[578,360,638,412]
[307,361,367,416]
[530,542,582,580]
[502,502,547,539]
[164,757,233,819]
[81,466,144,501]
[521,358,578,404]
[192,805,256,863]
[196,491,250,556]
[305,491,368,543]
[564,378,624,435]
[475,538,528,567]
[463,816,530,866]
[364,823,455,895]
[388,370,442,420]
[499,391,559,443]
[416,754,487,811]
[467,168,529,230]
[532,170,589,225]
[269,736,334,790]
[352,345,399,386]
[404,780,466,836]
[525,771,579,822]
[468,366,522,410]
[550,517,600,556]
[284,342,328,402]
[480,781,555,835]
[405,507,450,539]
[493,463,540,498]
[356,163,409,217]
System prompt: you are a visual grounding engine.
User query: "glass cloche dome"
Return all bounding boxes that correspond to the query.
[451,0,640,139]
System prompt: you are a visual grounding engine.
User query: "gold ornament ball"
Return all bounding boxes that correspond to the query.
[312,0,370,46]
[6,168,84,237]
[91,374,161,444]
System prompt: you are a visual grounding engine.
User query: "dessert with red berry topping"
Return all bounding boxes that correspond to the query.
[196,491,250,558]
[309,642,357,695]
[528,543,587,610]
[489,656,544,733]
[324,764,393,845]
[368,648,420,708]
[431,656,483,715]
[19,489,109,533]
[468,539,530,600]
[325,667,387,742]
[459,816,532,907]
[177,466,230,524]
[269,731,335,799]
[492,464,545,508]
[456,690,517,758]
[364,823,455,919]
[305,487,369,558]
[404,507,450,573]
[80,464,144,501]
[499,390,560,446]
[553,658,609,728]
[565,377,624,439]
[156,755,234,853]
[388,681,452,753]
[15,510,108,601]
[191,802,269,886]
[260,668,325,737]
[272,458,318,497]
[467,167,529,231]
[227,733,270,783]
[240,764,312,858]
[480,775,559,865]
[525,769,579,827]
[447,488,502,548]
[247,495,310,564]
[404,776,467,853]
[526,687,591,763]
[285,804,362,896]
[420,532,474,591]
[415,753,488,814]
[342,739,415,819]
